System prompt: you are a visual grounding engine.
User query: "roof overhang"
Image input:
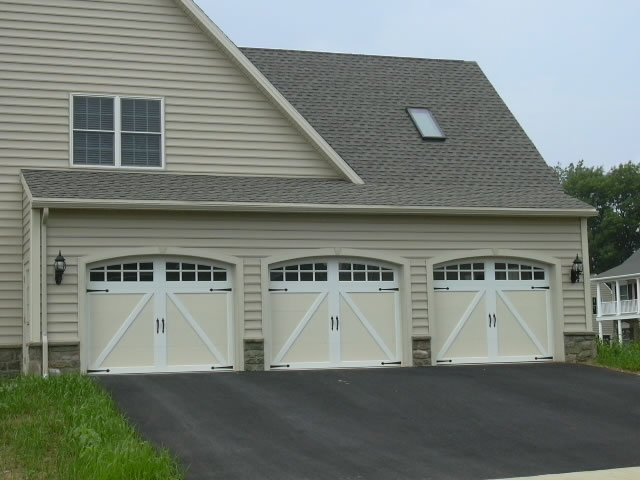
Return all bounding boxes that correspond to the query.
[27,196,598,217]
[593,273,640,282]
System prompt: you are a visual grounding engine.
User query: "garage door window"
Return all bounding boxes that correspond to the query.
[433,263,485,281]
[270,263,328,282]
[165,261,227,282]
[339,263,394,282]
[89,262,154,282]
[494,263,544,281]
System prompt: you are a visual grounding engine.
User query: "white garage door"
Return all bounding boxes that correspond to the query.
[432,260,553,364]
[268,259,402,369]
[87,258,233,374]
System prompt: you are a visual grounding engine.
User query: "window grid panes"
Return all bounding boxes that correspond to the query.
[270,263,328,282]
[165,262,227,282]
[89,262,154,282]
[494,263,544,281]
[338,263,394,282]
[73,96,115,166]
[433,263,485,281]
[121,98,162,167]
[72,95,162,168]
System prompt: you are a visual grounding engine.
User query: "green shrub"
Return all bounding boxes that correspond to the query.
[596,338,640,371]
[0,374,183,479]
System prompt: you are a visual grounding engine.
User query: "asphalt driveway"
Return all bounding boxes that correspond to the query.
[98,364,640,480]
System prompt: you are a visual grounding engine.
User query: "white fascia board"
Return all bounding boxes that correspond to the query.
[173,0,364,185]
[593,273,640,282]
[31,196,597,218]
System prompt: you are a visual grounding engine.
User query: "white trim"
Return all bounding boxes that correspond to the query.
[167,292,226,365]
[28,194,597,218]
[495,289,546,355]
[272,292,328,364]
[173,0,363,185]
[69,93,165,170]
[340,291,395,360]
[581,218,593,332]
[593,273,640,282]
[436,290,486,360]
[91,293,153,368]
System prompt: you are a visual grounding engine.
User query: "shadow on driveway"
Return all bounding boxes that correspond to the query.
[98,364,640,480]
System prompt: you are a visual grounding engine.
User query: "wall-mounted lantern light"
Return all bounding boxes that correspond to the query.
[570,254,583,284]
[54,250,66,285]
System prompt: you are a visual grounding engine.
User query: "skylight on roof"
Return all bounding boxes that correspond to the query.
[407,108,445,139]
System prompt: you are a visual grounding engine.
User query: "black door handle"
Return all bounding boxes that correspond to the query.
[162,318,165,333]
[331,316,334,330]
[493,314,497,327]
[156,318,159,334]
[488,314,491,327]
[336,316,339,330]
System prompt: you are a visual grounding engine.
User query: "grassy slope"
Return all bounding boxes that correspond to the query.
[0,375,183,480]
[596,340,640,372]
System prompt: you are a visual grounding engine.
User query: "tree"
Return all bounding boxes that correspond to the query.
[553,161,640,274]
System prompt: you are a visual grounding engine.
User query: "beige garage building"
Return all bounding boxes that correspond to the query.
[1,0,597,375]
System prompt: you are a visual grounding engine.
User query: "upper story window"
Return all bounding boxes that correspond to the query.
[72,95,163,168]
[407,107,445,140]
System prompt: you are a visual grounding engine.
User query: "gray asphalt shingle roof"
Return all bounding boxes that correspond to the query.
[596,250,640,278]
[22,48,592,211]
[21,168,588,209]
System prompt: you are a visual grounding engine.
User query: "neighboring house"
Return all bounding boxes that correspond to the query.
[0,0,597,376]
[590,276,615,339]
[593,251,640,342]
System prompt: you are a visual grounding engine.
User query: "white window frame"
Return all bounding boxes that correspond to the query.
[69,93,165,170]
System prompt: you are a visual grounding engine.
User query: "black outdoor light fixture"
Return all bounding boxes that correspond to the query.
[570,254,583,284]
[54,250,66,285]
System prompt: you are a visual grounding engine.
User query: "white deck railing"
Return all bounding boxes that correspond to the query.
[599,299,639,316]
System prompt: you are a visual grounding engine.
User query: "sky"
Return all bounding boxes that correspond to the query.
[196,0,639,171]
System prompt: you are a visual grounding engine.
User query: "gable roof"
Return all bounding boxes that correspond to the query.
[173,0,363,184]
[240,48,570,191]
[20,2,596,215]
[596,250,640,279]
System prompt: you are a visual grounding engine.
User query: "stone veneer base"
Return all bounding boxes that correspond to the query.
[244,338,264,371]
[412,335,431,367]
[564,332,597,363]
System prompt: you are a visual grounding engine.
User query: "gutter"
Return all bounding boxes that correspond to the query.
[41,208,49,378]
[30,197,598,218]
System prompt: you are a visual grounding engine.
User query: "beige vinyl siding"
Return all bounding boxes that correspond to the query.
[0,0,343,345]
[0,0,339,178]
[44,210,587,343]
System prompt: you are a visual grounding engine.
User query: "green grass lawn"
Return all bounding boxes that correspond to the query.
[596,339,640,372]
[0,374,183,479]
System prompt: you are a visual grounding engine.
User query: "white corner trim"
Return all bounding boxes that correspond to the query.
[173,0,364,185]
[19,172,33,201]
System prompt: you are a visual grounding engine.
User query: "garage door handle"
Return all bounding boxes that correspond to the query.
[162,318,165,333]
[493,314,497,327]
[156,318,159,334]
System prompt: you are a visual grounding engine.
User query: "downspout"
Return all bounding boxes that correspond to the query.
[41,208,49,378]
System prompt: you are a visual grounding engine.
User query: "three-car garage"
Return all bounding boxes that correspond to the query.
[83,255,557,373]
